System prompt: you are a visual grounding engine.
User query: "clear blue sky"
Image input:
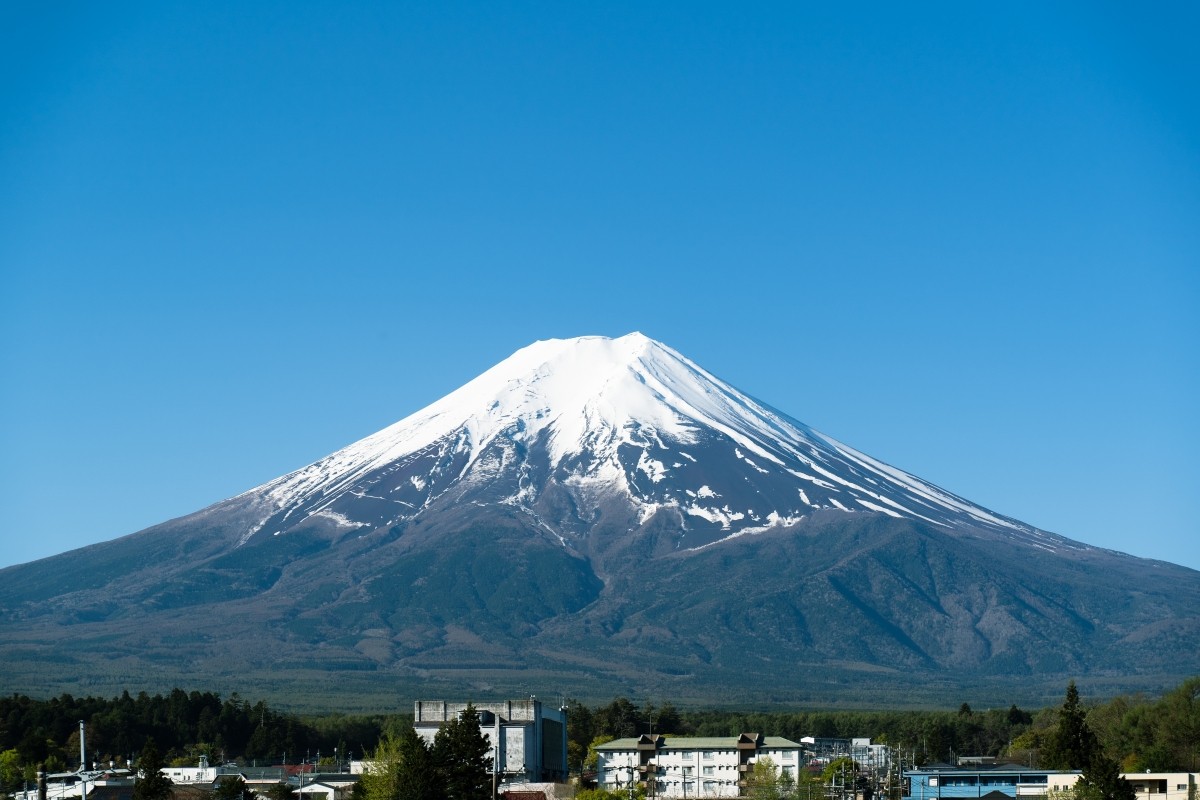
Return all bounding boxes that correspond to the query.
[2,2,1197,571]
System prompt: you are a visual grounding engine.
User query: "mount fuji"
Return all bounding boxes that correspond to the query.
[237,332,1056,552]
[2,333,1198,707]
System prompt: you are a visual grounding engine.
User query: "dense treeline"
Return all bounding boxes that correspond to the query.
[1,676,1195,794]
[1016,677,1200,773]
[0,689,396,778]
[564,698,1034,769]
[566,677,1200,773]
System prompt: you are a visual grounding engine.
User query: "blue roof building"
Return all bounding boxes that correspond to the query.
[903,763,1080,800]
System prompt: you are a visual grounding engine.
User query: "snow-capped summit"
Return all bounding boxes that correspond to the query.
[4,333,1196,706]
[237,333,1073,553]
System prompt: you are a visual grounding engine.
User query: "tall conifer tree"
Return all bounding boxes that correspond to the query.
[433,705,492,800]
[394,727,436,800]
[1044,681,1098,770]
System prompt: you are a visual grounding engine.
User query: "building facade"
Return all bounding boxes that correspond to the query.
[903,764,1198,800]
[413,699,569,788]
[1053,772,1197,800]
[904,763,1068,800]
[596,733,806,798]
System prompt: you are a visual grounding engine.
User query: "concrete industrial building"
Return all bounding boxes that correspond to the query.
[413,699,569,790]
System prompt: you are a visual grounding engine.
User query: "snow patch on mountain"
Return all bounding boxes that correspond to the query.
[230,332,1058,551]
[686,510,807,551]
[686,504,745,529]
[309,509,367,529]
[637,451,668,483]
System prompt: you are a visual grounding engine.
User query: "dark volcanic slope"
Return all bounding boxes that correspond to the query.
[2,334,1198,705]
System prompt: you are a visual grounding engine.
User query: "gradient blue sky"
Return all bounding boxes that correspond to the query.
[2,2,1197,571]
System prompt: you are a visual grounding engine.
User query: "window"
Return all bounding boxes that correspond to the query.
[703,751,715,760]
[703,767,714,777]
[683,767,693,777]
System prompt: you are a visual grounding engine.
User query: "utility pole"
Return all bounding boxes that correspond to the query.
[492,713,500,800]
[78,721,88,800]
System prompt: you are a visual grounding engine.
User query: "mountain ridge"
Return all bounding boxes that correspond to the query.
[1,333,1197,706]
[225,332,1075,556]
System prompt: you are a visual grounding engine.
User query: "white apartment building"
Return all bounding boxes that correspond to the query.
[1049,772,1197,800]
[596,733,806,798]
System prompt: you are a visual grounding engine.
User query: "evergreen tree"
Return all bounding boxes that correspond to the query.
[1044,682,1098,770]
[393,727,436,800]
[360,726,437,800]
[432,705,492,800]
[1008,705,1032,726]
[654,704,683,735]
[1076,752,1136,800]
[565,699,594,772]
[133,740,173,800]
[1041,682,1136,800]
[594,699,641,739]
[214,776,249,800]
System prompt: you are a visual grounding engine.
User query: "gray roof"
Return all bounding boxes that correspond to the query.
[223,768,293,781]
[909,764,1080,776]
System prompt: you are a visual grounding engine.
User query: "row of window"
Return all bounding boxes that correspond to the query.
[605,764,797,781]
[628,782,729,796]
[604,750,800,761]
[608,763,797,775]
[927,776,1049,787]
[690,750,795,760]
[1052,786,1191,793]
